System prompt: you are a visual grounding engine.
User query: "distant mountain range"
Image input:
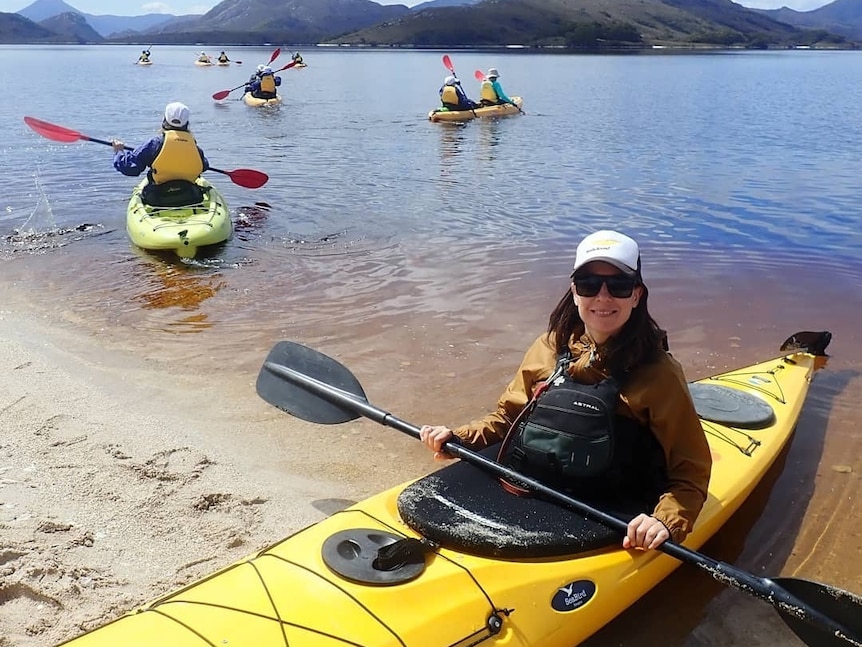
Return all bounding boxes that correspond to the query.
[17,0,186,38]
[1,0,860,47]
[755,0,862,39]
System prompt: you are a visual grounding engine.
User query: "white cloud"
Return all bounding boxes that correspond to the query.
[142,2,170,13]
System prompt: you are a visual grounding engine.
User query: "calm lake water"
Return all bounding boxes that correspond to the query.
[1,45,861,646]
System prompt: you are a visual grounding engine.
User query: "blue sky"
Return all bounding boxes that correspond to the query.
[0,0,836,16]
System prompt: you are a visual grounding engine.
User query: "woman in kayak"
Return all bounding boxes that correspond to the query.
[137,49,151,63]
[479,67,513,106]
[420,230,712,551]
[110,102,209,207]
[439,75,479,111]
[217,51,230,63]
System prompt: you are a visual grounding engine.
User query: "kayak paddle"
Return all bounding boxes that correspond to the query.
[211,61,297,101]
[23,116,268,189]
[134,44,153,65]
[443,54,458,79]
[255,333,862,647]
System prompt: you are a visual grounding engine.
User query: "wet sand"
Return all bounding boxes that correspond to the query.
[0,256,859,646]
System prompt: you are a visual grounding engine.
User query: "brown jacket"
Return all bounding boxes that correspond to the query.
[454,332,712,542]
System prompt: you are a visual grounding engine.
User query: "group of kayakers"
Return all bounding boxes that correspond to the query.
[438,67,513,112]
[120,47,721,556]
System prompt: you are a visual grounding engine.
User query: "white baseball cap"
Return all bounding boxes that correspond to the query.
[572,230,640,276]
[163,102,189,128]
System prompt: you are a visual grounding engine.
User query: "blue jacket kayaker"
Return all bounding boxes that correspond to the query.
[111,102,209,207]
[420,230,712,550]
[439,75,479,111]
[246,66,281,99]
[479,68,513,106]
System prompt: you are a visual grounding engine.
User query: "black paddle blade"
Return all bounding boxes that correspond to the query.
[780,331,832,356]
[256,341,365,424]
[774,577,862,646]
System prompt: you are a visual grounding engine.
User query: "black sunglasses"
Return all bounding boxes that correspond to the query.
[572,274,638,298]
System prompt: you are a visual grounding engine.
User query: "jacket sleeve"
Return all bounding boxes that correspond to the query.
[453,334,556,449]
[275,76,281,86]
[112,136,160,177]
[198,147,209,172]
[625,356,712,542]
[492,80,513,104]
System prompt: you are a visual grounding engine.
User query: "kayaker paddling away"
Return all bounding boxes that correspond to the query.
[22,114,269,259]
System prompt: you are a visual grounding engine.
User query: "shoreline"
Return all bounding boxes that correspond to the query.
[0,282,858,645]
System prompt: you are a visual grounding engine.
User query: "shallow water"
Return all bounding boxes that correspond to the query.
[1,44,860,645]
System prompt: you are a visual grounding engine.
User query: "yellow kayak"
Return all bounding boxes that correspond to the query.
[125,177,232,259]
[57,331,860,647]
[243,92,282,106]
[429,97,523,122]
[194,60,213,66]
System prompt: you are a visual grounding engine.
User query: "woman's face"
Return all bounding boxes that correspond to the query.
[571,261,643,345]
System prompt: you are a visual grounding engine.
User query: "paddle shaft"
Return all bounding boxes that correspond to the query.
[262,360,860,645]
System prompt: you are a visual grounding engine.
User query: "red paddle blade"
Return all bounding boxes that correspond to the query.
[212,89,231,101]
[268,47,281,63]
[442,54,454,73]
[223,168,268,189]
[24,116,84,143]
[474,70,486,81]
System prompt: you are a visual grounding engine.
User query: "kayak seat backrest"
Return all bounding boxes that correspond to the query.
[688,383,776,429]
[142,180,206,208]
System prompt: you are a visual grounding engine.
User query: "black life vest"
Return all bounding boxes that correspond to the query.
[498,353,667,506]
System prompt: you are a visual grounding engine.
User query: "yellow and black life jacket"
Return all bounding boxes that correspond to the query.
[480,80,498,103]
[440,85,459,108]
[218,55,228,62]
[150,129,203,185]
[260,74,276,94]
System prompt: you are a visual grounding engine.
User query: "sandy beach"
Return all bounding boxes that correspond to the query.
[0,306,436,646]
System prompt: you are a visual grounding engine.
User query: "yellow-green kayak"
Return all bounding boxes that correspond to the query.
[125,177,232,259]
[58,332,857,647]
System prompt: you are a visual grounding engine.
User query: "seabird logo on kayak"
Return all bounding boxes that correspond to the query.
[551,579,596,612]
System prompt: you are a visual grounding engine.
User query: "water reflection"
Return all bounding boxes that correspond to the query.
[477,118,503,161]
[129,251,226,330]
[436,123,466,182]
